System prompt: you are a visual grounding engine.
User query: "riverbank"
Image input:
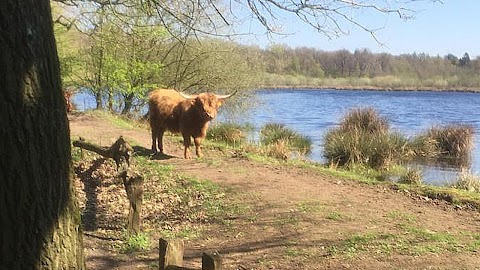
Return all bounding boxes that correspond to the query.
[260,73,480,93]
[69,111,480,270]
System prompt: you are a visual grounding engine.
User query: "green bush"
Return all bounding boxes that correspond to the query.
[260,123,312,159]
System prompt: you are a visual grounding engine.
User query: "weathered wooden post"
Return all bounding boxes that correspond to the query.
[202,252,222,270]
[159,238,184,270]
[122,171,143,234]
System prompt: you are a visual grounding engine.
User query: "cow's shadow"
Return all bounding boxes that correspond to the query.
[132,145,176,160]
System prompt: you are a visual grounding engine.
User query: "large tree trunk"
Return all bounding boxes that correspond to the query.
[0,1,85,269]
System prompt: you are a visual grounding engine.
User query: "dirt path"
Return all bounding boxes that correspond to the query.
[69,113,480,270]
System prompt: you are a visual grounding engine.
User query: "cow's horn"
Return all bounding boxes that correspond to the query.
[215,90,237,99]
[179,92,197,99]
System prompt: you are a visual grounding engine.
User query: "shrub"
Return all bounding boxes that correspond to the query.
[323,107,408,169]
[207,123,251,145]
[260,123,312,157]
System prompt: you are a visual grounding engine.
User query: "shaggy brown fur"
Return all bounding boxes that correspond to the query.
[64,90,74,113]
[148,88,231,159]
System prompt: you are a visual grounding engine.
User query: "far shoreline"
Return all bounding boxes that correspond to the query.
[258,85,480,93]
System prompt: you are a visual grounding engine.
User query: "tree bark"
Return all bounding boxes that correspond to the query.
[0,1,85,269]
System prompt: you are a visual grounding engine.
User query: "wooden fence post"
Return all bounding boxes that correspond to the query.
[123,173,143,234]
[159,238,184,270]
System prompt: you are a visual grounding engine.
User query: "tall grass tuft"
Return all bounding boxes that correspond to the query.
[399,168,423,185]
[323,107,408,169]
[340,107,389,134]
[260,123,312,159]
[207,123,252,146]
[453,170,480,192]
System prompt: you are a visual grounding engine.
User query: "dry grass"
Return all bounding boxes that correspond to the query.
[411,124,474,167]
[453,170,480,192]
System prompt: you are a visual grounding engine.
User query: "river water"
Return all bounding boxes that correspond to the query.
[73,89,480,185]
[244,89,480,186]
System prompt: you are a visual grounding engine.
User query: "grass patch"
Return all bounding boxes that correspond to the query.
[160,226,200,240]
[284,246,311,258]
[297,201,325,213]
[88,109,137,129]
[207,122,253,146]
[386,210,416,223]
[326,211,344,221]
[121,232,151,253]
[328,227,469,259]
[260,123,312,159]
[398,168,423,185]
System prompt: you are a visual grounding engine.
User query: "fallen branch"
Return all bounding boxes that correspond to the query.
[73,136,143,234]
[73,136,133,168]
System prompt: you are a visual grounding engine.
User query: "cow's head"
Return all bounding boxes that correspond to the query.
[180,92,235,120]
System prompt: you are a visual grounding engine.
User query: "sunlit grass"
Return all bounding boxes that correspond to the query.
[207,122,252,146]
[260,123,312,159]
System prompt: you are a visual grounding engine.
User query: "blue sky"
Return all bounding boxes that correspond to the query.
[234,0,479,58]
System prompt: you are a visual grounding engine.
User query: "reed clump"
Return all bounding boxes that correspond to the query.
[324,107,475,171]
[324,107,408,169]
[260,123,312,159]
[409,124,474,170]
[411,124,474,160]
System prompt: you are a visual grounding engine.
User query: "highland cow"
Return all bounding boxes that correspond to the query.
[148,88,234,159]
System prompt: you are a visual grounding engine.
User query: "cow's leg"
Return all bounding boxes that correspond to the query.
[157,129,165,154]
[194,137,203,158]
[182,134,192,159]
[151,126,158,153]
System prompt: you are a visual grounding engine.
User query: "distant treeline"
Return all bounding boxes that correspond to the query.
[249,44,480,90]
